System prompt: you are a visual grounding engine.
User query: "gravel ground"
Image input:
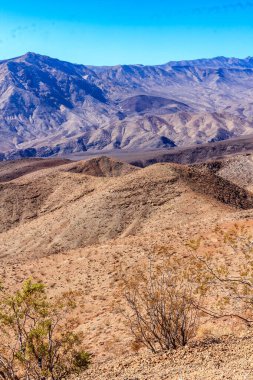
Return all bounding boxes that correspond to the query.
[80,335,253,380]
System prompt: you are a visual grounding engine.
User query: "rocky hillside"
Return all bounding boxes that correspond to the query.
[2,53,253,158]
[1,154,253,258]
[1,155,253,379]
[82,336,253,380]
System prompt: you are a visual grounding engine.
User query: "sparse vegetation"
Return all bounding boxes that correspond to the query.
[3,153,253,378]
[0,279,90,380]
[123,257,202,352]
[123,225,253,354]
[188,224,253,326]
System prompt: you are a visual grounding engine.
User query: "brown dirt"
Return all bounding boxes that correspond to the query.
[81,335,253,380]
[2,155,253,379]
[0,157,70,182]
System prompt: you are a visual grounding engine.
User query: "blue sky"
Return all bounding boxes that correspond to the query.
[0,0,253,65]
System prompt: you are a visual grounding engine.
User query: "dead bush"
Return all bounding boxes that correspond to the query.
[123,259,201,353]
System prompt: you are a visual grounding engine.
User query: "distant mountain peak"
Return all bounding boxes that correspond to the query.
[23,51,40,58]
[1,53,253,160]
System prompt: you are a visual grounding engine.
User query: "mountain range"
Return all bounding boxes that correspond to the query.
[2,53,253,159]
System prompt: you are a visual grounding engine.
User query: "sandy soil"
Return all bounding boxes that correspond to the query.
[2,155,253,378]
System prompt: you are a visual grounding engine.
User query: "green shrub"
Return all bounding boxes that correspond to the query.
[0,278,90,380]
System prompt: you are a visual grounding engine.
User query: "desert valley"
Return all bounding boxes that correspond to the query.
[1,145,253,378]
[2,51,253,379]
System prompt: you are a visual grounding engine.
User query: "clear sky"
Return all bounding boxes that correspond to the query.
[0,0,253,65]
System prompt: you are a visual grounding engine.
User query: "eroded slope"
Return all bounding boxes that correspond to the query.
[1,155,253,372]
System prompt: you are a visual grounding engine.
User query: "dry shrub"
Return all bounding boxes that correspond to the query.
[123,257,202,353]
[188,224,253,325]
[123,224,253,353]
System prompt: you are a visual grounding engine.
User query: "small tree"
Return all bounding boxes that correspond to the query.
[123,258,201,353]
[0,279,90,380]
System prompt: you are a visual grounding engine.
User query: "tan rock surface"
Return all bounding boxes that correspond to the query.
[1,155,253,378]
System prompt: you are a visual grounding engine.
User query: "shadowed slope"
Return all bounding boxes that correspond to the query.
[1,155,253,260]
[0,157,70,182]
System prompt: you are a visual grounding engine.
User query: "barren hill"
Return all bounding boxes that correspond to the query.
[1,155,251,259]
[63,156,138,177]
[0,157,70,182]
[1,155,253,379]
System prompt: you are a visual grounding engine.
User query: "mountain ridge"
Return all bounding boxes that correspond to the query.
[2,52,253,159]
[3,52,253,68]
